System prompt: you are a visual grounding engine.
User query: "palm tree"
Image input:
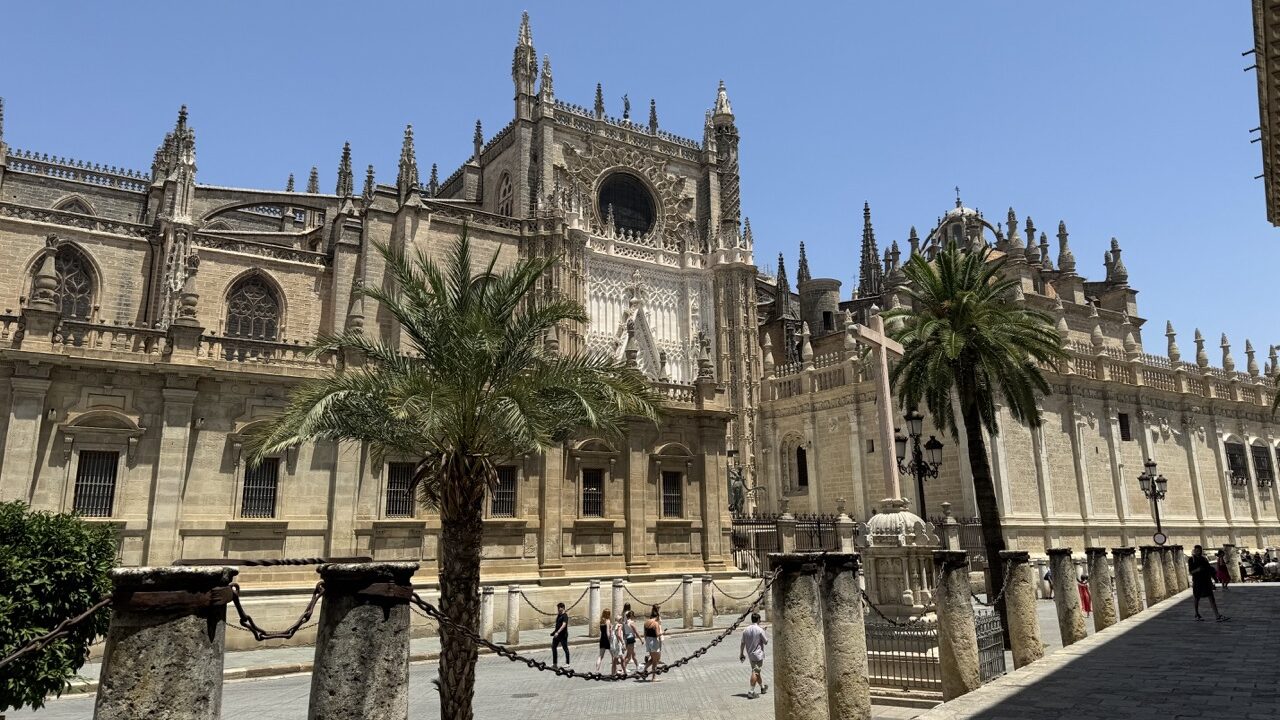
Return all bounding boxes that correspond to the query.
[885,240,1066,634]
[246,230,662,720]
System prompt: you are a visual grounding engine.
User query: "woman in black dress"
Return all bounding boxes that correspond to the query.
[1188,544,1228,622]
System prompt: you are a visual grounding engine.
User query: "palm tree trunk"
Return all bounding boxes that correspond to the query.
[436,467,486,720]
[961,401,1010,645]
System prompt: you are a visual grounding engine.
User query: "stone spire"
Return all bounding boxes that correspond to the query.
[907,226,920,257]
[539,55,554,101]
[306,166,319,194]
[713,79,741,241]
[800,321,814,369]
[1270,344,1279,377]
[286,173,295,192]
[362,165,375,202]
[1038,233,1053,271]
[713,79,733,118]
[1057,221,1077,275]
[887,240,904,285]
[152,105,198,223]
[858,202,882,298]
[1002,208,1017,251]
[1054,298,1069,346]
[762,333,775,375]
[1023,216,1037,256]
[427,163,439,198]
[742,217,754,248]
[472,120,484,162]
[1108,238,1128,285]
[1089,304,1104,349]
[1165,321,1180,363]
[1007,209,1024,251]
[512,11,537,118]
[1025,229,1042,265]
[336,142,353,197]
[1194,329,1208,368]
[775,253,792,317]
[1246,339,1259,377]
[1221,333,1235,372]
[396,124,419,203]
[594,83,605,118]
[796,242,812,283]
[1122,314,1139,359]
[649,99,658,133]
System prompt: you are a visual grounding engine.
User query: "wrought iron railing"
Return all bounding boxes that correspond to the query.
[975,610,1007,682]
[864,619,941,692]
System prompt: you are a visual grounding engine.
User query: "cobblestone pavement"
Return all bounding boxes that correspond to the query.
[920,585,1280,720]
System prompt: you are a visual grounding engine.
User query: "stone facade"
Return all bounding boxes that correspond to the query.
[757,200,1280,554]
[0,13,756,581]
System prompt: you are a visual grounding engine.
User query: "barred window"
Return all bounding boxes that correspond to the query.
[1225,443,1250,481]
[497,172,514,216]
[52,245,93,320]
[491,465,517,517]
[661,471,683,518]
[1252,446,1274,485]
[1118,413,1133,442]
[226,276,281,340]
[72,450,118,517]
[385,462,416,518]
[582,468,604,517]
[241,458,280,518]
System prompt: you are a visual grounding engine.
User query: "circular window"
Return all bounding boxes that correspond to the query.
[597,173,655,236]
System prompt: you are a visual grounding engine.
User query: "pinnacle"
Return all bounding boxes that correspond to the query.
[797,242,811,283]
[518,10,533,46]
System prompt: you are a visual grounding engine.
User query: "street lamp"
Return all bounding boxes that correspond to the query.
[896,408,944,517]
[1138,458,1169,545]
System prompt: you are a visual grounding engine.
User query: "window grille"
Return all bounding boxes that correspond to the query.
[1225,443,1250,481]
[661,471,683,518]
[241,458,280,518]
[385,462,416,518]
[582,468,604,517]
[491,465,517,517]
[73,450,118,517]
[53,245,93,320]
[1252,446,1274,485]
[226,276,281,341]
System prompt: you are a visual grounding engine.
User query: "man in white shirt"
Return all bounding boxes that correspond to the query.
[738,612,769,699]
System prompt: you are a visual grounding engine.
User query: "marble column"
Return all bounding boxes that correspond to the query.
[998,551,1044,669]
[821,553,870,720]
[1047,548,1088,646]
[1111,547,1143,620]
[769,553,829,720]
[934,550,981,701]
[1140,546,1167,607]
[1084,548,1118,632]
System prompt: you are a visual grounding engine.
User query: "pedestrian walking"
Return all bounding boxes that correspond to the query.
[1043,567,1054,598]
[1077,574,1092,617]
[621,608,640,673]
[594,608,614,673]
[550,601,571,667]
[610,609,626,675]
[1189,545,1228,622]
[641,604,664,682]
[739,611,769,699]
[1215,552,1231,591]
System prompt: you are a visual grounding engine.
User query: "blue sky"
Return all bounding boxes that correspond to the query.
[1,2,1275,354]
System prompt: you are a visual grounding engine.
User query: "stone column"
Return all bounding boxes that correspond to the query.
[768,553,829,720]
[1172,546,1190,591]
[1140,546,1167,607]
[611,578,624,621]
[1084,548,1118,632]
[934,550,981,701]
[1111,547,1143,620]
[701,575,715,627]
[1223,543,1242,584]
[1159,547,1180,595]
[837,513,858,553]
[777,513,798,554]
[821,553,870,720]
[1047,548,1088,646]
[308,562,417,720]
[0,375,50,503]
[998,551,1044,668]
[586,579,601,636]
[506,585,521,645]
[480,586,495,642]
[682,574,695,629]
[144,386,197,565]
[94,566,237,720]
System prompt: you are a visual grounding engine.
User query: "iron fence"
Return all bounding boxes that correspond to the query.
[930,514,990,568]
[864,619,941,693]
[794,513,841,551]
[731,514,780,577]
[975,609,1007,683]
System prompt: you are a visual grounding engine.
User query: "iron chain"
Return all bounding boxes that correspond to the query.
[519,585,588,617]
[970,561,1015,608]
[229,582,325,641]
[0,595,111,672]
[712,578,764,601]
[623,581,683,608]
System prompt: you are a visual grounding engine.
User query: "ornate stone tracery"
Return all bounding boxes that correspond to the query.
[561,140,696,249]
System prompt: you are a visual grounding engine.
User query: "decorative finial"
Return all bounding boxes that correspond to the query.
[954,185,962,208]
[473,119,484,160]
[622,94,630,121]
[286,173,295,192]
[1194,329,1208,368]
[362,164,375,201]
[1221,333,1235,372]
[336,141,354,197]
[306,166,319,194]
[908,226,920,256]
[1057,220,1076,275]
[800,321,814,367]
[594,83,605,118]
[1270,344,1279,377]
[762,333,775,373]
[648,98,658,133]
[742,217,753,249]
[539,55,554,99]
[1109,238,1128,285]
[1038,233,1053,271]
[797,242,811,283]
[1165,321,1180,363]
[396,124,419,201]
[713,79,733,117]
[427,163,439,197]
[775,252,789,291]
[1246,339,1259,377]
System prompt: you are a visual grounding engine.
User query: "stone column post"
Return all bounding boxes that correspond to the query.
[1084,548,1118,632]
[820,553,870,720]
[480,586,495,642]
[934,550,981,700]
[586,579,601,636]
[1172,546,1190,591]
[308,562,417,720]
[768,553,830,720]
[1047,548,1088,646]
[777,513,798,554]
[681,575,695,629]
[506,585,521,645]
[998,551,1044,669]
[1140,546,1167,607]
[837,513,858,553]
[702,575,715,627]
[1111,548,1143,620]
[1159,547,1180,595]
[94,566,237,720]
[1223,543,1242,584]
[611,578,624,621]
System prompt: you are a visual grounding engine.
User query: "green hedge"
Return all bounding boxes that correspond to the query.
[0,501,116,712]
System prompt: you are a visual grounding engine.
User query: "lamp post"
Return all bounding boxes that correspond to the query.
[1138,458,1169,545]
[895,408,944,518]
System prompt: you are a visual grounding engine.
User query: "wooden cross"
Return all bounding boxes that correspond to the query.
[852,310,906,504]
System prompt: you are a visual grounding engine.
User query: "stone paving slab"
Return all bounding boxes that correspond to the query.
[917,586,1280,720]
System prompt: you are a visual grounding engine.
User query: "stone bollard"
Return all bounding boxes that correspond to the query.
[820,553,871,720]
[506,585,521,645]
[998,551,1044,669]
[681,575,695,629]
[480,586,495,642]
[768,553,830,720]
[1047,548,1088,646]
[586,579,601,636]
[777,513,798,554]
[94,566,237,720]
[1140,546,1167,607]
[1172,546,1190,591]
[1111,548,1143,620]
[1223,543,1242,584]
[1084,548,1118,632]
[1160,547,1179,596]
[612,578,625,621]
[307,561,417,720]
[934,550,981,701]
[702,575,715,627]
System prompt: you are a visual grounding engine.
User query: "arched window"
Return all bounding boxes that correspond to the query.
[780,435,809,493]
[225,275,281,341]
[497,172,514,216]
[795,445,809,488]
[54,197,95,216]
[50,245,94,320]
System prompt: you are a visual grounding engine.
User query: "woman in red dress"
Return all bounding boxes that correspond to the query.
[1215,552,1231,591]
[1077,574,1092,617]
